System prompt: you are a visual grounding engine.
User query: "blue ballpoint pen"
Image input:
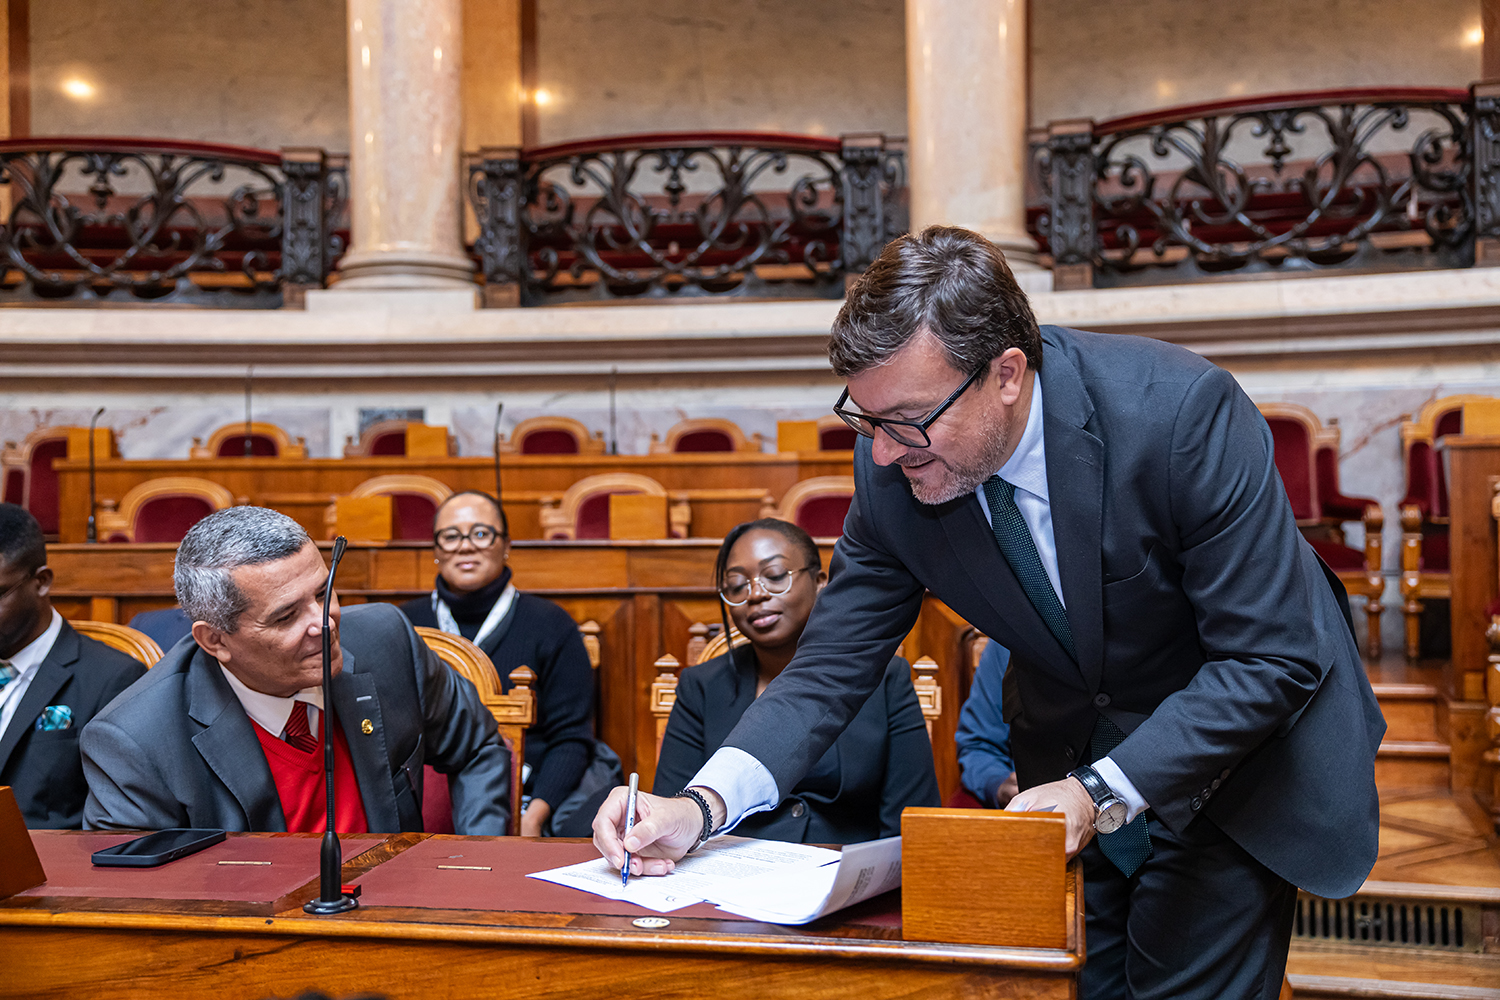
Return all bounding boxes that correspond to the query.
[621,772,640,886]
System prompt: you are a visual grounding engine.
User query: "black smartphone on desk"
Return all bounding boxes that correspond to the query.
[91,829,227,868]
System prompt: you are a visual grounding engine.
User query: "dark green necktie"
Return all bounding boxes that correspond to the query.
[982,475,1151,876]
[982,476,1075,661]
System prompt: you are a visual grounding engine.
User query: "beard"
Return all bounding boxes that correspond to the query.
[901,422,1013,505]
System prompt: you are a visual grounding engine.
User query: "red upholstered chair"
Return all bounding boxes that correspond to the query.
[189,422,307,459]
[1,428,76,536]
[761,476,857,539]
[648,419,764,454]
[96,477,238,543]
[1398,395,1493,659]
[816,415,858,451]
[1258,404,1384,658]
[343,421,457,458]
[538,473,689,539]
[344,475,452,541]
[498,416,606,456]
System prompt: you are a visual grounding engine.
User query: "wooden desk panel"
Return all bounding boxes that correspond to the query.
[53,453,854,543]
[1438,437,1500,702]
[43,541,976,801]
[1,832,1082,1000]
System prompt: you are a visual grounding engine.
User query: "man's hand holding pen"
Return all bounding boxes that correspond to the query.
[593,785,726,876]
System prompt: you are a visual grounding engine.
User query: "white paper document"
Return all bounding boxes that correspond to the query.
[702,835,903,924]
[527,836,840,913]
[527,835,903,924]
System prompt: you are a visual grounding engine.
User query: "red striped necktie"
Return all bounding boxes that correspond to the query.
[282,701,318,754]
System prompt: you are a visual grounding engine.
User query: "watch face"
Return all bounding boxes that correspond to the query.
[1095,799,1128,835]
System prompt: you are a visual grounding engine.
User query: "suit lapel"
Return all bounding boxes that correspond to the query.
[1039,334,1106,695]
[0,624,77,771]
[938,493,1075,676]
[187,650,286,831]
[332,646,400,831]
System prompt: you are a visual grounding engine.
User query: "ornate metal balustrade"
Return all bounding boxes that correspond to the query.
[0,138,347,306]
[468,131,906,305]
[1032,85,1500,290]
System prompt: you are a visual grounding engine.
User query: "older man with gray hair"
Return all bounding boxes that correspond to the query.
[82,506,510,834]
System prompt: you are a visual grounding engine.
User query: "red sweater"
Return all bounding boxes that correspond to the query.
[253,716,369,834]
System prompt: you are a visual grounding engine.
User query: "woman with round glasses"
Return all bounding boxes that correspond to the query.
[652,518,939,843]
[400,490,618,837]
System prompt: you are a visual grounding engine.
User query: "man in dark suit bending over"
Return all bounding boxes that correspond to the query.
[596,227,1385,999]
[0,504,146,827]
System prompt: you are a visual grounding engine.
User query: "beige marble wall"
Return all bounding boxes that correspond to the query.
[1032,0,1481,126]
[30,0,348,151]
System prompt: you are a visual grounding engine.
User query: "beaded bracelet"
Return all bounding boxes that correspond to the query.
[676,788,715,853]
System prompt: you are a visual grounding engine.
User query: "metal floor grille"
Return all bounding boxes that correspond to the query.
[1293,892,1482,953]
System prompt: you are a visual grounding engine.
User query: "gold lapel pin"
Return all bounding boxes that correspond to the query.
[360,719,374,734]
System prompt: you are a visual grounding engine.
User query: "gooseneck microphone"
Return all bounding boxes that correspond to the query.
[493,402,504,500]
[608,366,619,455]
[86,407,105,543]
[305,535,357,915]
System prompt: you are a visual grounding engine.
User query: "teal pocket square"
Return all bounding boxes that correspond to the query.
[35,705,73,731]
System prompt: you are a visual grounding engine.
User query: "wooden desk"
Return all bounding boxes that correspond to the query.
[1,831,1083,1000]
[44,541,975,800]
[53,453,854,543]
[1437,436,1500,702]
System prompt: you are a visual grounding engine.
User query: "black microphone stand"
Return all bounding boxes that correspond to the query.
[493,401,504,500]
[86,407,104,543]
[305,535,358,915]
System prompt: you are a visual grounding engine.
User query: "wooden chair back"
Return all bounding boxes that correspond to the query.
[331,474,453,541]
[499,416,606,455]
[97,477,238,543]
[189,422,307,459]
[649,418,764,454]
[71,621,164,667]
[343,420,457,458]
[1257,403,1338,524]
[538,472,688,540]
[2,428,79,535]
[761,475,856,539]
[816,415,858,451]
[911,656,943,738]
[1401,394,1494,521]
[414,626,534,832]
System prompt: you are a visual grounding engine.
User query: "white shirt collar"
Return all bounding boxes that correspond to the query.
[218,664,323,738]
[3,609,63,680]
[995,375,1049,503]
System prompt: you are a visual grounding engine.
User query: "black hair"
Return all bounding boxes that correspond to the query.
[712,518,823,656]
[435,490,509,538]
[0,503,47,575]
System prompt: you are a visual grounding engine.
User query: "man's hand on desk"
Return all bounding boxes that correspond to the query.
[592,785,726,875]
[1004,776,1096,858]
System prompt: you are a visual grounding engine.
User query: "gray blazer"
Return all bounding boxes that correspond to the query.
[723,325,1385,899]
[81,602,510,834]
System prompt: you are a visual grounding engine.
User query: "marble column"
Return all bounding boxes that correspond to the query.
[905,0,1047,286]
[335,0,475,293]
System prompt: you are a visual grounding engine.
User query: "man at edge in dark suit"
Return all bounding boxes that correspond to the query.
[0,503,145,827]
[594,227,1385,999]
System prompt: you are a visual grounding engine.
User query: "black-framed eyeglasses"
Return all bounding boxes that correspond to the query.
[719,565,818,606]
[434,525,506,552]
[0,566,39,604]
[832,367,984,448]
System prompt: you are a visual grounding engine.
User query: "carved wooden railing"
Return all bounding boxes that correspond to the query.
[0,138,347,306]
[1032,85,1500,289]
[467,131,907,306]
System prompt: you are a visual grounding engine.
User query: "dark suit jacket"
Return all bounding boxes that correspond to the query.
[80,603,510,834]
[654,649,938,843]
[0,619,146,828]
[724,325,1385,899]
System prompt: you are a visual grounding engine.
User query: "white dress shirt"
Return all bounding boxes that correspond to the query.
[690,376,1149,831]
[218,665,325,739]
[0,609,63,740]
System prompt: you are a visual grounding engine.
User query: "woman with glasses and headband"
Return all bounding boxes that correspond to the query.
[652,518,938,843]
[400,490,617,837]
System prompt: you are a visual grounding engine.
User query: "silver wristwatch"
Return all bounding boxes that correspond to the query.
[1069,764,1128,834]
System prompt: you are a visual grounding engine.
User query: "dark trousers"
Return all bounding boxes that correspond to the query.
[1080,813,1297,1000]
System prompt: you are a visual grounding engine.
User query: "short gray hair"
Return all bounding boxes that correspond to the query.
[174,506,311,632]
